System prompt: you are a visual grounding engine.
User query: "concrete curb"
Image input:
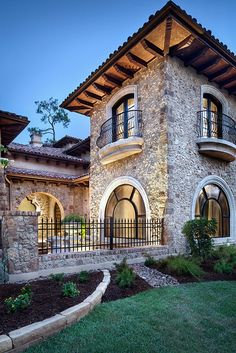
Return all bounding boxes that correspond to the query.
[0,270,110,353]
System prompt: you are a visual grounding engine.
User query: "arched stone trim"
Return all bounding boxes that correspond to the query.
[200,85,228,115]
[191,175,236,243]
[99,176,151,220]
[106,85,138,118]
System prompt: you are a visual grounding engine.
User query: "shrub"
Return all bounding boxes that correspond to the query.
[182,218,216,259]
[166,256,204,277]
[115,267,136,288]
[62,214,86,237]
[115,258,135,288]
[78,271,90,283]
[144,255,157,267]
[62,281,79,298]
[212,245,236,274]
[5,285,32,313]
[214,260,234,274]
[50,273,65,282]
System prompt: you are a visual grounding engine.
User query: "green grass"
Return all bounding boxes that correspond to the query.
[24,282,236,353]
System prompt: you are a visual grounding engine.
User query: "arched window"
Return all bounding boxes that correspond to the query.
[202,93,222,138]
[195,184,230,237]
[105,184,146,238]
[112,94,135,142]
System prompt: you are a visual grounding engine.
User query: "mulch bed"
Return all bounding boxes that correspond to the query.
[150,261,236,284]
[102,270,152,302]
[0,271,103,335]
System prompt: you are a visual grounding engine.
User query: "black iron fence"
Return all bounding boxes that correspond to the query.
[97,110,143,148]
[197,110,236,144]
[38,218,164,254]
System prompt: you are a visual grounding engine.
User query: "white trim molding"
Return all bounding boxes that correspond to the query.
[200,85,228,115]
[106,85,138,118]
[191,175,236,244]
[99,176,151,220]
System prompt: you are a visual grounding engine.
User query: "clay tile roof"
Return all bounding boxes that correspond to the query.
[61,1,236,113]
[65,136,90,156]
[53,135,82,148]
[6,166,89,182]
[0,110,29,145]
[8,142,89,165]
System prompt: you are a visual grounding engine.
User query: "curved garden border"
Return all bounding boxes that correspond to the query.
[0,270,111,353]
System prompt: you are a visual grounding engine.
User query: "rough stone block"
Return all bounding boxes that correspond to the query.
[96,282,108,294]
[84,290,103,309]
[0,335,12,353]
[9,314,66,347]
[60,302,91,325]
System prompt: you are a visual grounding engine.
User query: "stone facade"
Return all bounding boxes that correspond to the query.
[90,55,236,253]
[90,57,169,224]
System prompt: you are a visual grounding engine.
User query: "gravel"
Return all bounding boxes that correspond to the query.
[131,264,179,288]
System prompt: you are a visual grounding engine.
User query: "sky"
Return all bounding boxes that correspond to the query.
[1,0,236,144]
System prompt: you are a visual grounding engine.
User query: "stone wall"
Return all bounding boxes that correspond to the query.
[1,211,39,274]
[90,57,169,223]
[165,56,236,252]
[10,179,89,219]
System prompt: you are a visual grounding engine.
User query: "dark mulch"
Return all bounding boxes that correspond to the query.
[150,260,236,284]
[102,270,152,303]
[0,271,103,335]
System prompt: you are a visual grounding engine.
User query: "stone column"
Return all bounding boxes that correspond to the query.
[0,168,8,211]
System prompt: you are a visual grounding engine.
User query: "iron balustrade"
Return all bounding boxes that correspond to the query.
[197,110,236,145]
[97,110,143,148]
[38,218,163,254]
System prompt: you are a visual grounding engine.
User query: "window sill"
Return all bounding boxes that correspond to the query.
[99,136,144,165]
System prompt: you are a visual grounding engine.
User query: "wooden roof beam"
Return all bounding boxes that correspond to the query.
[114,63,134,78]
[219,75,236,88]
[169,34,195,56]
[184,47,209,66]
[68,105,89,111]
[164,17,173,55]
[208,65,232,81]
[92,82,112,95]
[126,52,148,68]
[84,90,103,101]
[102,73,123,87]
[141,39,164,57]
[76,98,94,108]
[197,56,221,74]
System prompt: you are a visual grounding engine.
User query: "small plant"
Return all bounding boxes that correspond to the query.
[212,245,236,274]
[166,256,204,278]
[62,281,79,298]
[50,273,65,282]
[5,285,32,313]
[144,255,157,267]
[214,260,234,274]
[62,214,86,237]
[115,259,135,288]
[182,218,216,260]
[78,271,90,283]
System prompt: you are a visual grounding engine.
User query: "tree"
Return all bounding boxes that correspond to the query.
[28,97,70,142]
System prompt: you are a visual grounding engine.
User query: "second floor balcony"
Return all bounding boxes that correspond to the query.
[197,111,236,162]
[97,110,143,165]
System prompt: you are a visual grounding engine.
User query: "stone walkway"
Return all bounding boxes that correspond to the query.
[131,264,179,288]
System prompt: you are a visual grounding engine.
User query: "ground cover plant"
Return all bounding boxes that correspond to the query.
[23,281,236,353]
[115,258,136,288]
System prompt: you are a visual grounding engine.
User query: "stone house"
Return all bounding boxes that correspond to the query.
[61,0,236,254]
[1,1,236,280]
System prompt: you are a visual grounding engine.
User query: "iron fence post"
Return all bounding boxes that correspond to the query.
[110,217,114,250]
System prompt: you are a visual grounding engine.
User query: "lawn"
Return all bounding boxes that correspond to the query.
[24,281,236,353]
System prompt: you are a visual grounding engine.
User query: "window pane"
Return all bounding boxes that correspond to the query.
[105,192,117,218]
[115,185,133,201]
[218,191,229,217]
[203,199,222,237]
[132,189,146,215]
[204,184,220,199]
[114,199,135,221]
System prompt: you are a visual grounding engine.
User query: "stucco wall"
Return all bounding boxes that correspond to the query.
[90,57,169,224]
[165,56,236,251]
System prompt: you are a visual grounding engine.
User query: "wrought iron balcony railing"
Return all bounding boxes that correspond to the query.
[197,110,236,145]
[97,110,143,149]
